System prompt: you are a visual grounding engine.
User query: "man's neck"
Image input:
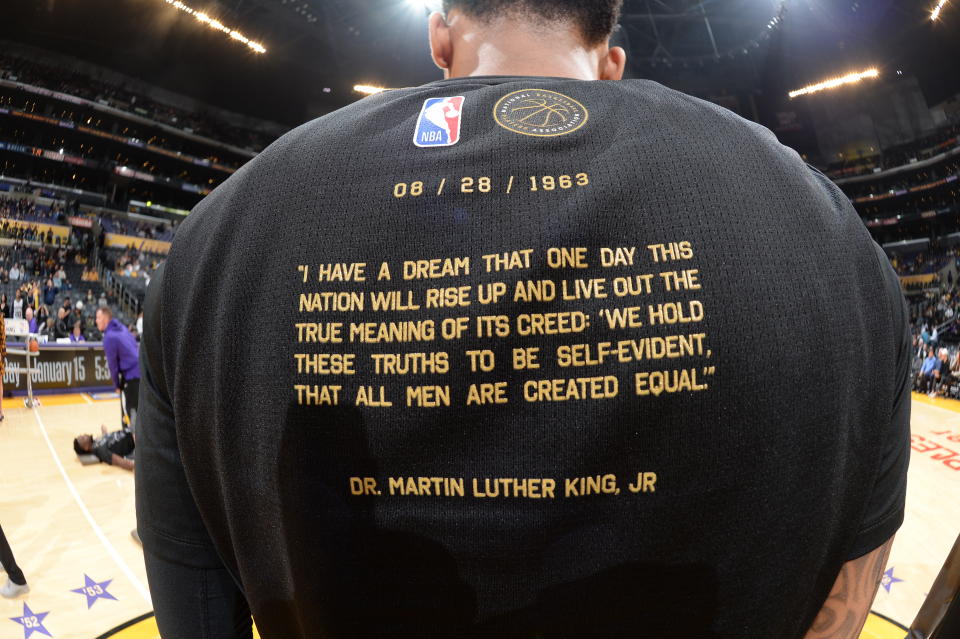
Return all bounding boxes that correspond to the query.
[448,50,601,81]
[444,23,602,81]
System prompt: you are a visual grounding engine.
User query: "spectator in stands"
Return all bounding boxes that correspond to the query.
[918,347,939,393]
[12,291,24,319]
[25,307,37,334]
[85,289,95,306]
[36,304,49,328]
[55,308,69,339]
[9,264,20,281]
[69,320,85,343]
[43,278,57,307]
[29,282,39,311]
[85,314,98,339]
[96,306,140,429]
[73,425,134,471]
[62,297,72,314]
[39,317,55,340]
[0,294,8,319]
[98,292,107,308]
[932,348,953,397]
[916,324,930,358]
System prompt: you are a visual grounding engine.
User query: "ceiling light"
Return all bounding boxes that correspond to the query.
[931,0,949,20]
[162,0,267,54]
[354,85,389,95]
[788,68,879,99]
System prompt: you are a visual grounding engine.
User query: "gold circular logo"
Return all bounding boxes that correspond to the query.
[493,89,589,137]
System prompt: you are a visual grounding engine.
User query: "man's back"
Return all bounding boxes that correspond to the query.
[136,76,911,638]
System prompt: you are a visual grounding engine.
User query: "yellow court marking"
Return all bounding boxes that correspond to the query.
[35,393,95,406]
[859,611,909,639]
[910,391,960,413]
[98,614,261,639]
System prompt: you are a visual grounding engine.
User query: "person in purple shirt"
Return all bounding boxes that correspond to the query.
[25,307,37,333]
[96,306,140,429]
[69,320,86,343]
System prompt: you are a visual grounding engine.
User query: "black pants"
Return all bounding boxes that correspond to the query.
[122,377,140,433]
[144,547,252,639]
[0,524,26,586]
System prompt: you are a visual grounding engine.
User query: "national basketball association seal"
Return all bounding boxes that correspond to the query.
[493,89,589,137]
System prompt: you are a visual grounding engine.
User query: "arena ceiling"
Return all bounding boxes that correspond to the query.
[0,0,957,130]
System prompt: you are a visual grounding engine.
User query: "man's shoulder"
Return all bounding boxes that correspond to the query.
[223,76,784,168]
[616,78,786,150]
[170,75,806,244]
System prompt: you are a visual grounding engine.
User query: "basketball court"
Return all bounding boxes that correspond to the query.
[0,391,953,638]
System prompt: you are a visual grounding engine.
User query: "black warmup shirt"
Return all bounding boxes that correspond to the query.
[136,76,912,639]
[93,427,135,465]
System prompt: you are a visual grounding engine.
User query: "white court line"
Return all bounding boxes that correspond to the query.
[32,407,153,605]
[82,393,94,405]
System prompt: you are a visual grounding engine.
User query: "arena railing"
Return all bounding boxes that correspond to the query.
[98,263,141,320]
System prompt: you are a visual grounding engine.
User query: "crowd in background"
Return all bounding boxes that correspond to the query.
[0,242,109,342]
[0,194,65,225]
[851,159,960,200]
[110,247,163,301]
[911,280,960,398]
[0,191,152,341]
[825,120,960,179]
[0,192,176,244]
[0,52,271,152]
[99,216,175,242]
[891,247,960,277]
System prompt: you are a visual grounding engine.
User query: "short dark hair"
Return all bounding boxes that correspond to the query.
[73,436,88,456]
[442,0,622,46]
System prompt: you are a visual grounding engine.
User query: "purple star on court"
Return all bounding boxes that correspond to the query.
[881,567,904,593]
[70,574,117,608]
[9,602,52,639]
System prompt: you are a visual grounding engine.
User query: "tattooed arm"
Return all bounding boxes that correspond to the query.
[803,536,895,639]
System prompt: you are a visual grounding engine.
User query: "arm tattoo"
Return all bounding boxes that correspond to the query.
[803,538,894,639]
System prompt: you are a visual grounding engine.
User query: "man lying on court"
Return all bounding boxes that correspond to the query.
[136,1,912,638]
[74,425,135,471]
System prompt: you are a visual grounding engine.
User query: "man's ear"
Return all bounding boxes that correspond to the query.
[428,12,453,76]
[599,45,627,81]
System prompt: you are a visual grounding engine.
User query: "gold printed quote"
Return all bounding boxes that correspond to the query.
[294,241,714,498]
